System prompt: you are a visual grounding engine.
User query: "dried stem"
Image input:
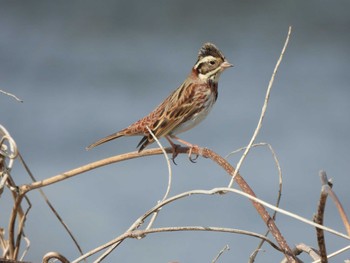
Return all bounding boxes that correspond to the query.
[73,225,282,263]
[18,146,297,259]
[227,142,284,262]
[11,147,350,262]
[200,148,296,261]
[281,243,320,262]
[319,171,350,236]
[18,152,84,257]
[212,245,230,263]
[228,26,292,187]
[75,182,350,262]
[13,150,350,262]
[42,251,69,263]
[313,171,330,263]
[0,89,23,102]
[311,244,350,263]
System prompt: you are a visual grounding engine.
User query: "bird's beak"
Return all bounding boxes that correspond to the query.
[221,61,233,69]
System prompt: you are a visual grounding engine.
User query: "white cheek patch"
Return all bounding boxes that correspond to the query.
[194,55,216,70]
[198,67,222,81]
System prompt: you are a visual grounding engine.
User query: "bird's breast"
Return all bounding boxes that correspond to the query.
[170,87,217,135]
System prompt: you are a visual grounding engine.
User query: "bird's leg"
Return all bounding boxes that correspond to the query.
[169,135,199,163]
[165,136,181,165]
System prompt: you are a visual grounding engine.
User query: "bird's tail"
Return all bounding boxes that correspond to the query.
[86,132,124,150]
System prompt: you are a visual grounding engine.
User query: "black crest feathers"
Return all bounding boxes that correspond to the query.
[198,43,225,60]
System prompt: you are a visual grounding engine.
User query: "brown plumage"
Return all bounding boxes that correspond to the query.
[86,43,232,152]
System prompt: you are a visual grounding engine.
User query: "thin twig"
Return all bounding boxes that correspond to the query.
[145,127,172,228]
[313,170,330,263]
[18,146,296,260]
[42,251,69,263]
[228,26,292,187]
[0,89,23,102]
[311,244,350,263]
[146,126,173,203]
[319,170,350,236]
[17,146,350,261]
[19,152,84,257]
[8,193,25,258]
[0,125,18,197]
[94,128,173,262]
[13,196,31,260]
[20,235,31,261]
[74,184,350,262]
[212,244,230,263]
[280,243,320,262]
[73,225,281,263]
[256,144,283,251]
[0,126,26,259]
[228,143,283,262]
[0,228,8,257]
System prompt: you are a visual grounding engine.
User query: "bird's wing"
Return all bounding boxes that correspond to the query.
[137,81,206,151]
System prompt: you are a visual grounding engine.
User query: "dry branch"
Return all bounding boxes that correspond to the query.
[314,171,331,263]
[12,146,350,262]
[3,25,348,263]
[0,89,23,103]
[319,171,350,236]
[15,146,296,262]
[228,26,292,187]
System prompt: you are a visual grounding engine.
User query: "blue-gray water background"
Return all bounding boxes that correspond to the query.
[1,1,350,262]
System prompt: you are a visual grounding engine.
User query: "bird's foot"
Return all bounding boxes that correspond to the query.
[166,135,200,164]
[170,143,182,165]
[188,145,199,163]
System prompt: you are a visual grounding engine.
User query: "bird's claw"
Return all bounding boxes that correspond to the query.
[170,143,200,164]
[188,146,199,163]
[189,154,199,163]
[171,143,181,165]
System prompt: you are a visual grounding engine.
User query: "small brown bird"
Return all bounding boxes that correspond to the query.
[87,43,232,160]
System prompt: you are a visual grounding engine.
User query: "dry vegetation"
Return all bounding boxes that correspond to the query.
[1,27,349,263]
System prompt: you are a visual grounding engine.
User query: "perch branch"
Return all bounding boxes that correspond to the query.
[15,148,350,262]
[18,146,297,260]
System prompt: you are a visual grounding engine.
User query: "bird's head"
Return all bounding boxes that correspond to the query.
[194,43,233,82]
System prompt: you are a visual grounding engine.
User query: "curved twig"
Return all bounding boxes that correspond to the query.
[311,244,350,263]
[228,26,292,187]
[212,244,230,263]
[0,89,23,102]
[18,152,85,258]
[73,225,282,263]
[227,142,284,262]
[94,128,174,262]
[42,251,69,263]
[13,146,350,262]
[319,171,350,236]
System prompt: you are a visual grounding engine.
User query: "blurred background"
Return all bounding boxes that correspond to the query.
[1,1,349,262]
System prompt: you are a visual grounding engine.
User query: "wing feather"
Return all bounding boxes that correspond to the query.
[137,80,208,151]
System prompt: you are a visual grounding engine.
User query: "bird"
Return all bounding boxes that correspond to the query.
[86,43,232,161]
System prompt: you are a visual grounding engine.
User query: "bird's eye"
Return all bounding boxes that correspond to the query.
[209,60,216,65]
